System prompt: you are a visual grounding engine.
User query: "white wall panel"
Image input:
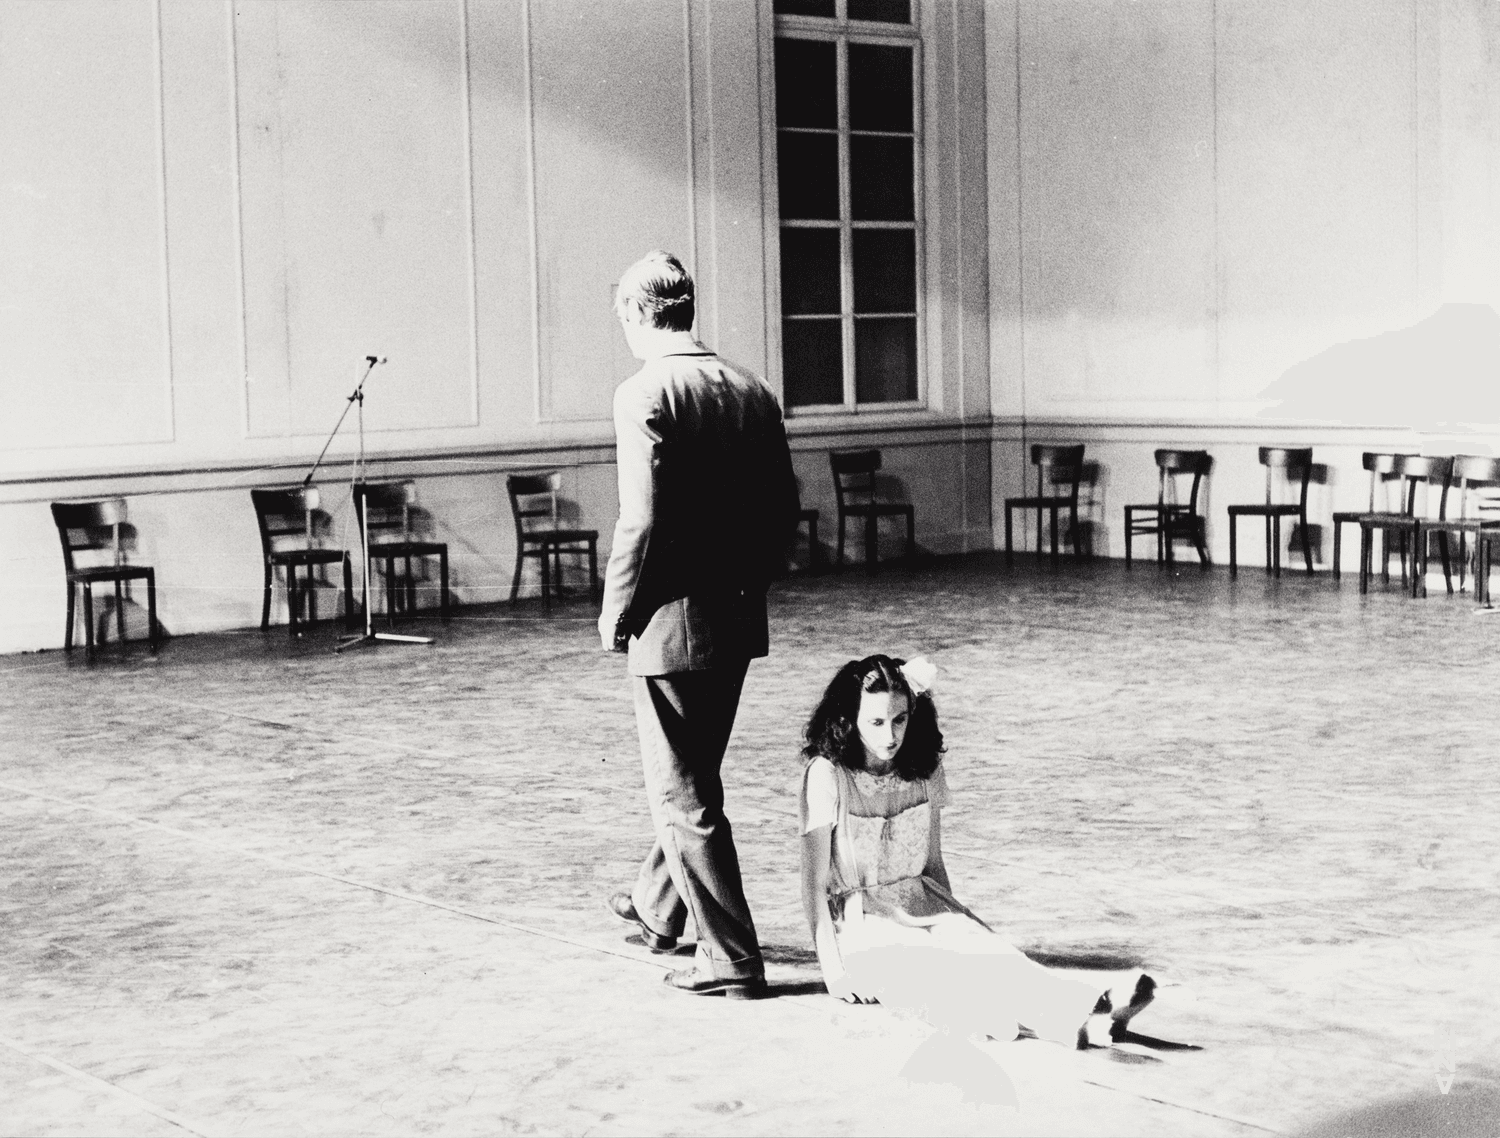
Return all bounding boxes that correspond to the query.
[234,0,478,439]
[0,0,173,454]
[529,0,693,422]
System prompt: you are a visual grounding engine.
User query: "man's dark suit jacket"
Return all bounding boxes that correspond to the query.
[600,341,800,677]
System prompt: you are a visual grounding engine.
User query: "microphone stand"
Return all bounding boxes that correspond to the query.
[303,356,433,653]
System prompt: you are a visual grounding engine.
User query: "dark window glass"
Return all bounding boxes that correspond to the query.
[850,136,913,220]
[783,320,844,406]
[780,228,842,315]
[852,229,916,312]
[775,39,837,130]
[774,0,835,15]
[848,44,912,132]
[855,317,918,402]
[777,132,839,220]
[847,0,910,22]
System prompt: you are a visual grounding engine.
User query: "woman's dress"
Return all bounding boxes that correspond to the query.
[801,755,1101,1043]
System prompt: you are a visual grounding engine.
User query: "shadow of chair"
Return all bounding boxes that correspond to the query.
[1413,454,1500,600]
[1228,447,1314,578]
[506,472,599,614]
[829,449,915,573]
[1331,452,1414,582]
[1358,454,1452,596]
[1004,444,1086,567]
[50,499,159,655]
[250,487,354,636]
[793,505,821,575]
[1124,450,1212,569]
[352,481,450,625]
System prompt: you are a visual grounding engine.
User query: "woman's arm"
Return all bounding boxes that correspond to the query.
[801,825,869,1003]
[924,805,952,892]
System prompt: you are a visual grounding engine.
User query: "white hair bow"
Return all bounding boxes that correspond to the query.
[899,656,937,695]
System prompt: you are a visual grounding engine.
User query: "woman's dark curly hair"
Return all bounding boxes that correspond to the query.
[801,654,944,780]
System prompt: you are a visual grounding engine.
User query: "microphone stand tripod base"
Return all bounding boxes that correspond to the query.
[335,630,434,652]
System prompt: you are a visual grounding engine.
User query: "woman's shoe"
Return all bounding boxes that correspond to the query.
[1107,973,1156,1040]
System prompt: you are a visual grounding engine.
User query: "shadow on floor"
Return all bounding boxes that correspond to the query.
[1293,1076,1500,1138]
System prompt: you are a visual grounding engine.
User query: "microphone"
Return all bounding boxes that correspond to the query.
[366,355,379,365]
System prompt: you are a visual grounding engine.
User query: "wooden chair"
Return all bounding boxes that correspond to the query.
[1004,444,1086,567]
[829,449,915,573]
[1331,453,1414,581]
[506,472,598,613]
[1412,454,1500,600]
[1357,454,1452,596]
[1124,450,1212,569]
[1228,448,1314,578]
[352,481,450,625]
[250,487,354,636]
[50,499,159,655]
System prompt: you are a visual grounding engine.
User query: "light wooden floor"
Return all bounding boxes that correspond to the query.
[2,553,1497,1136]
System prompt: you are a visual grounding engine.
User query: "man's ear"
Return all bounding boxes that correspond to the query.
[617,297,645,326]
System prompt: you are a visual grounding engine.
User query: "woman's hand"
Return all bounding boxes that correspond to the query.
[824,976,877,1005]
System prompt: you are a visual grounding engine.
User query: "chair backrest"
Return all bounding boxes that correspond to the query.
[352,481,416,542]
[1030,444,1085,501]
[51,499,127,574]
[1449,455,1500,521]
[251,487,320,556]
[507,472,561,537]
[830,449,881,508]
[1359,452,1414,512]
[1153,450,1211,512]
[1391,454,1453,520]
[1258,447,1313,509]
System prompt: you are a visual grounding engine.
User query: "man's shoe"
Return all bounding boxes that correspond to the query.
[607,893,677,953]
[663,968,768,1000]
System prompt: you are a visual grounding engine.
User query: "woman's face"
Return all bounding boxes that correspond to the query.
[855,688,909,768]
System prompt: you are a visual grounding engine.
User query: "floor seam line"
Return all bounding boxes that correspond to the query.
[0,1032,214,1137]
[1078,1077,1284,1134]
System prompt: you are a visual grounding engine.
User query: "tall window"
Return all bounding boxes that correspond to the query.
[774,0,921,411]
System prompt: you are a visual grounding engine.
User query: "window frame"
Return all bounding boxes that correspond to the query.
[768,3,926,416]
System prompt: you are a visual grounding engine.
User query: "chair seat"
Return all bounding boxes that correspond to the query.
[1415,517,1500,533]
[1227,503,1302,516]
[67,565,153,582]
[520,528,598,545]
[1004,496,1074,509]
[1358,512,1419,526]
[368,540,448,557]
[269,547,348,566]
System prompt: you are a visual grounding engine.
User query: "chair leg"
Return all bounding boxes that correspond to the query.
[1263,515,1272,576]
[1359,527,1370,594]
[1195,520,1210,568]
[510,545,525,605]
[286,564,299,636]
[587,539,598,603]
[1005,506,1014,567]
[440,549,451,621]
[1439,531,1453,595]
[82,583,95,655]
[384,558,395,628]
[261,563,273,629]
[1035,506,1044,563]
[114,579,126,646]
[1271,516,1281,579]
[342,554,355,631]
[64,582,76,651]
[541,545,552,614]
[405,554,416,615]
[1415,527,1427,598]
[1229,513,1238,577]
[1332,520,1342,580]
[865,510,877,576]
[1124,510,1133,568]
[145,570,159,652]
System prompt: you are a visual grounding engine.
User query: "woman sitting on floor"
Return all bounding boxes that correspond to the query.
[798,654,1155,1048]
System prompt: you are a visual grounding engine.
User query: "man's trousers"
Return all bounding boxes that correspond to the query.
[629,661,763,981]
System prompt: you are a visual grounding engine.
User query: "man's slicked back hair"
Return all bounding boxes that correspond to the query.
[616,250,696,332]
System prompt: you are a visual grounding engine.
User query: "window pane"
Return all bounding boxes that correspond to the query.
[848,0,910,22]
[850,136,913,220]
[852,229,915,313]
[777,132,839,220]
[780,228,842,315]
[784,319,844,406]
[855,317,917,402]
[848,43,912,132]
[774,0,835,15]
[775,38,836,130]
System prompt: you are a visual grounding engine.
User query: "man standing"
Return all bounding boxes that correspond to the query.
[601,250,799,999]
